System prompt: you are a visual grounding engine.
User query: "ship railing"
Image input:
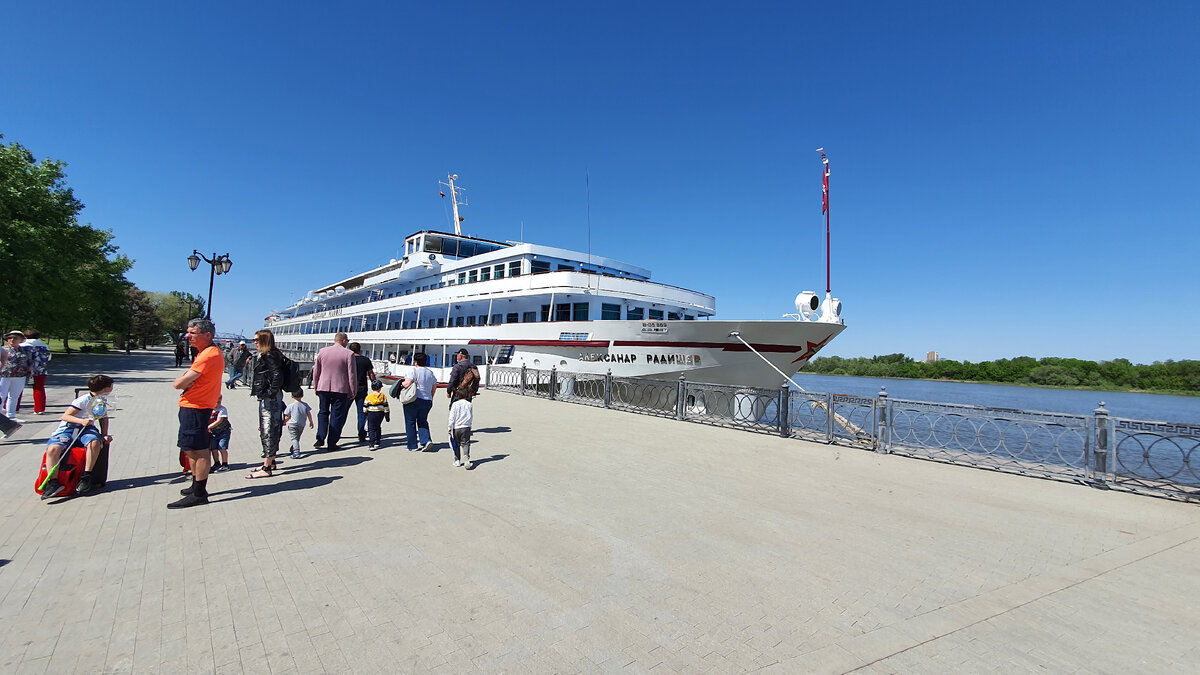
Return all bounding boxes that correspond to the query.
[483,366,1200,503]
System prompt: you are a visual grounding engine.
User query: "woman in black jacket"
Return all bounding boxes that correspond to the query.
[248,329,284,478]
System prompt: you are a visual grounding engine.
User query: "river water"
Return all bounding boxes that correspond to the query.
[793,373,1200,424]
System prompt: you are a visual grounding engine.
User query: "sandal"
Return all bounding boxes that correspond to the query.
[246,466,273,479]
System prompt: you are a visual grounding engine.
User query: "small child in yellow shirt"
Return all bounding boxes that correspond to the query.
[364,380,390,450]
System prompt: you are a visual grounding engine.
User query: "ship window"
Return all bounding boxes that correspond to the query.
[509,261,522,277]
[601,303,621,320]
[437,318,445,328]
[540,305,550,321]
[472,356,483,366]
[494,264,505,279]
[468,270,478,283]
[507,312,518,323]
[558,264,575,272]
[467,316,475,326]
[684,314,695,320]
[572,303,589,321]
[648,309,664,320]
[491,314,502,324]
[523,311,536,322]
[532,260,550,274]
[425,235,444,253]
[439,282,447,288]
[555,303,571,321]
[627,307,644,320]
[455,316,465,327]
[668,312,680,320]
[458,272,466,285]
[480,267,491,281]
[478,315,487,325]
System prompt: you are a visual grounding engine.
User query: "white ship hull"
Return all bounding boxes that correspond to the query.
[283,319,843,390]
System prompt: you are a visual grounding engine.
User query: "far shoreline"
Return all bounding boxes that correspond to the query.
[794,372,1200,398]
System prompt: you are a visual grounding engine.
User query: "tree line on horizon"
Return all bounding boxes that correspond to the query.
[1,136,204,350]
[804,353,1200,394]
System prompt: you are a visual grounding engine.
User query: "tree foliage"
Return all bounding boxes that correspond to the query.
[0,136,133,336]
[805,353,1200,394]
[149,290,206,343]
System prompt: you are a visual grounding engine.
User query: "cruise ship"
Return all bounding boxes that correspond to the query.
[265,174,845,388]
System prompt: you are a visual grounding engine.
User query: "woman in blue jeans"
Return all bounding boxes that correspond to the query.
[402,353,438,451]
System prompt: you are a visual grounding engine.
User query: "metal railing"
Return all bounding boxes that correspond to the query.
[484,366,1200,503]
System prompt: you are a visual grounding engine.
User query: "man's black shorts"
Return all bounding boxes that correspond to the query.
[178,407,213,451]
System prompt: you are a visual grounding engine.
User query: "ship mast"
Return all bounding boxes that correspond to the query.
[439,173,467,235]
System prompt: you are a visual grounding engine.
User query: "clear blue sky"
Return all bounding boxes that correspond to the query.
[4,1,1197,364]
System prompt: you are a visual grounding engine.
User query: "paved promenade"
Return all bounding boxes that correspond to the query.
[0,348,1197,674]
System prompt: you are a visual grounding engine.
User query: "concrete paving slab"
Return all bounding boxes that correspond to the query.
[0,348,1197,673]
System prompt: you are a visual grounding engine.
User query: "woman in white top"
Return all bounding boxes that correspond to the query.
[401,353,438,451]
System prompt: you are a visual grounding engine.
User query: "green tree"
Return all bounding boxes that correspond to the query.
[150,291,206,344]
[0,137,132,340]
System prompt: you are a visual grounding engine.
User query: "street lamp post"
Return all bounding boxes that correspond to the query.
[187,251,233,319]
[126,300,139,354]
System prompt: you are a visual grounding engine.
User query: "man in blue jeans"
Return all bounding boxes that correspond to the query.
[309,332,356,451]
[226,342,252,389]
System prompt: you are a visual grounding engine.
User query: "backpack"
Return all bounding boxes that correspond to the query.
[280,353,301,394]
[456,364,480,400]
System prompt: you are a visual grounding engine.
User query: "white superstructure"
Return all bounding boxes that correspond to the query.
[265,174,845,388]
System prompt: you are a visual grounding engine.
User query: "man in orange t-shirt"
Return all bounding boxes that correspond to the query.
[169,317,224,508]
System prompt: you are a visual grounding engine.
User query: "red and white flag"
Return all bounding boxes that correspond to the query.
[439,190,446,198]
[820,153,829,215]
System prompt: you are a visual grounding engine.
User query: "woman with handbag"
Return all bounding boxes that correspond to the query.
[247,329,285,478]
[401,352,438,451]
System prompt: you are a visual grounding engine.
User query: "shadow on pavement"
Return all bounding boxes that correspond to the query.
[473,427,511,434]
[255,455,372,477]
[100,471,192,492]
[210,475,343,502]
[467,453,509,470]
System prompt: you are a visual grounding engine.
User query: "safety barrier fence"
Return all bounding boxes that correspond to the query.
[486,365,1199,503]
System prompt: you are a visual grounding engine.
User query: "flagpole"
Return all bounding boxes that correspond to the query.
[818,149,830,294]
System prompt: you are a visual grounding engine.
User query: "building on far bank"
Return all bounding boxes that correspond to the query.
[926,351,939,363]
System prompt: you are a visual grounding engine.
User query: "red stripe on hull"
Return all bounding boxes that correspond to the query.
[468,339,610,348]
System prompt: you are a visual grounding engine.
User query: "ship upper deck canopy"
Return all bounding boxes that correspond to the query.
[409,230,509,259]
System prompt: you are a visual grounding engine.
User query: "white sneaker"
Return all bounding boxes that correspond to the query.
[453,460,462,467]
[10,418,27,424]
[463,457,472,469]
[420,442,433,452]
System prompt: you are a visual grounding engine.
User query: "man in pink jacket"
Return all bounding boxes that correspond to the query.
[310,332,357,451]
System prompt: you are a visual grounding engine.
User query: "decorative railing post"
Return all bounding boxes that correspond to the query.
[520,365,527,396]
[777,384,790,437]
[676,375,687,421]
[485,362,492,389]
[549,366,557,400]
[604,369,612,408]
[1093,402,1110,483]
[825,392,835,444]
[876,387,888,452]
